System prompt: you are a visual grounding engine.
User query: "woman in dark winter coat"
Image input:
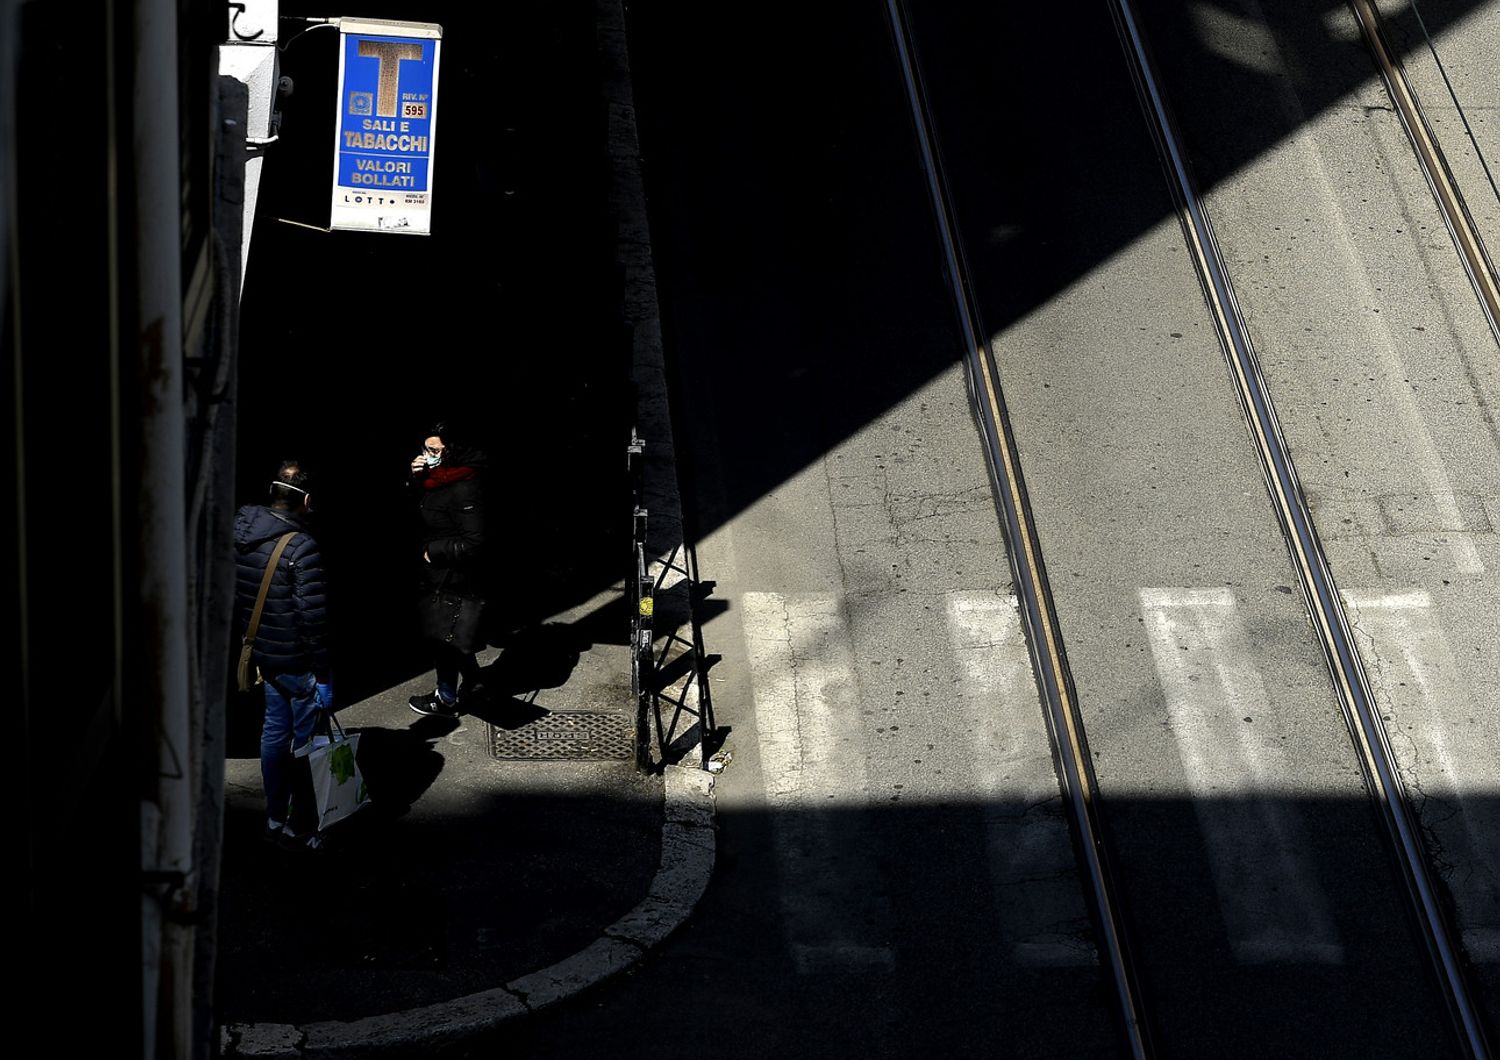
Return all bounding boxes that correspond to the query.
[407,421,488,717]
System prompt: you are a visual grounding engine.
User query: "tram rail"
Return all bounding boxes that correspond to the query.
[883,2,1152,1056]
[1347,0,1500,348]
[1106,1,1493,1055]
[883,1,1496,1053]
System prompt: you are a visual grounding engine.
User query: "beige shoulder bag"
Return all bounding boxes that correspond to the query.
[238,532,297,692]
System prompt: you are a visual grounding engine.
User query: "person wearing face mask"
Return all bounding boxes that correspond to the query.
[407,420,490,717]
[233,460,334,847]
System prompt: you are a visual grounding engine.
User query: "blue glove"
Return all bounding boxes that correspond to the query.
[315,681,334,712]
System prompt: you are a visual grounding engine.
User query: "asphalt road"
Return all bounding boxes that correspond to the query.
[1142,0,1500,1037]
[440,2,1498,1056]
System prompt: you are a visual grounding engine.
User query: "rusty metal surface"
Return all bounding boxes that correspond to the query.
[487,711,634,762]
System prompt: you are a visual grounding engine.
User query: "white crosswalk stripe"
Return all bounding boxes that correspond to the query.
[1341,589,1500,964]
[746,583,1436,973]
[1141,588,1344,964]
[946,590,1097,968]
[743,591,895,974]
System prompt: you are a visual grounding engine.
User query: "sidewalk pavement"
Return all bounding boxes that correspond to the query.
[218,4,712,1054]
[217,633,714,1058]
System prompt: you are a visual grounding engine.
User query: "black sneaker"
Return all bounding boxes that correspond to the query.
[269,821,324,853]
[409,691,460,718]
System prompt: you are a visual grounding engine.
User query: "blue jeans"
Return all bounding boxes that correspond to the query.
[261,671,322,825]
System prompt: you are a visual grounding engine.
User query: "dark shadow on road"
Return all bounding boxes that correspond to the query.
[218,783,664,1029]
[216,793,1498,1058]
[484,622,589,697]
[345,720,454,818]
[468,695,552,731]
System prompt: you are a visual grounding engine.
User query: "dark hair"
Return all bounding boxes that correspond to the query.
[268,460,311,508]
[426,418,487,470]
[427,418,464,446]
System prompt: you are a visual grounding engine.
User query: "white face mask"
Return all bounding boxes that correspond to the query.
[423,451,443,468]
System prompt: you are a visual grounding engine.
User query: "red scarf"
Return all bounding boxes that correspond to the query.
[422,465,477,489]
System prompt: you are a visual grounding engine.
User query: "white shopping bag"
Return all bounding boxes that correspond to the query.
[306,716,370,830]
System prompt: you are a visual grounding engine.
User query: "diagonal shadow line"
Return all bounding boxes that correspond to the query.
[229,0,1495,717]
[624,0,1494,550]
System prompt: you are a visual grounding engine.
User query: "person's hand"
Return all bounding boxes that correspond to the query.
[315,681,334,712]
[423,549,431,563]
[410,454,427,474]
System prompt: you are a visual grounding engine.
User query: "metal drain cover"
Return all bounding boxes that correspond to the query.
[487,711,634,761]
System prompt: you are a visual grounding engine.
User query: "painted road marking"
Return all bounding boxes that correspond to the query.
[743,591,896,974]
[1141,588,1344,964]
[1342,589,1500,964]
[946,590,1097,968]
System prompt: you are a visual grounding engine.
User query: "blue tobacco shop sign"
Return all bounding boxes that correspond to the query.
[329,18,442,235]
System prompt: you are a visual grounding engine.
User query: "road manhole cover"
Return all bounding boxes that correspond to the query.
[487,711,634,761]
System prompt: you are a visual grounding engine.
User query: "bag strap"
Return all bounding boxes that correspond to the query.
[243,532,297,651]
[308,709,349,746]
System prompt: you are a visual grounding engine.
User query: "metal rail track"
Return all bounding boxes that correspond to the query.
[882,3,1153,1056]
[1106,1,1494,1056]
[1347,0,1500,349]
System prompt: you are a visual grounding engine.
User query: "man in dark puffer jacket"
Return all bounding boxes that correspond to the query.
[233,460,333,845]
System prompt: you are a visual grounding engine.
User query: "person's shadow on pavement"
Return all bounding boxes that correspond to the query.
[329,719,450,835]
[464,621,587,729]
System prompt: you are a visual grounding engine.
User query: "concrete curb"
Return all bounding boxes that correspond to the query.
[221,4,714,1055]
[221,767,714,1058]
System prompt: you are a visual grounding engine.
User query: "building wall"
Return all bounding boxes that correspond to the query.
[5,1,244,1055]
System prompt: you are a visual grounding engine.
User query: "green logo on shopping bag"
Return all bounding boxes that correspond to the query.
[330,743,356,784]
